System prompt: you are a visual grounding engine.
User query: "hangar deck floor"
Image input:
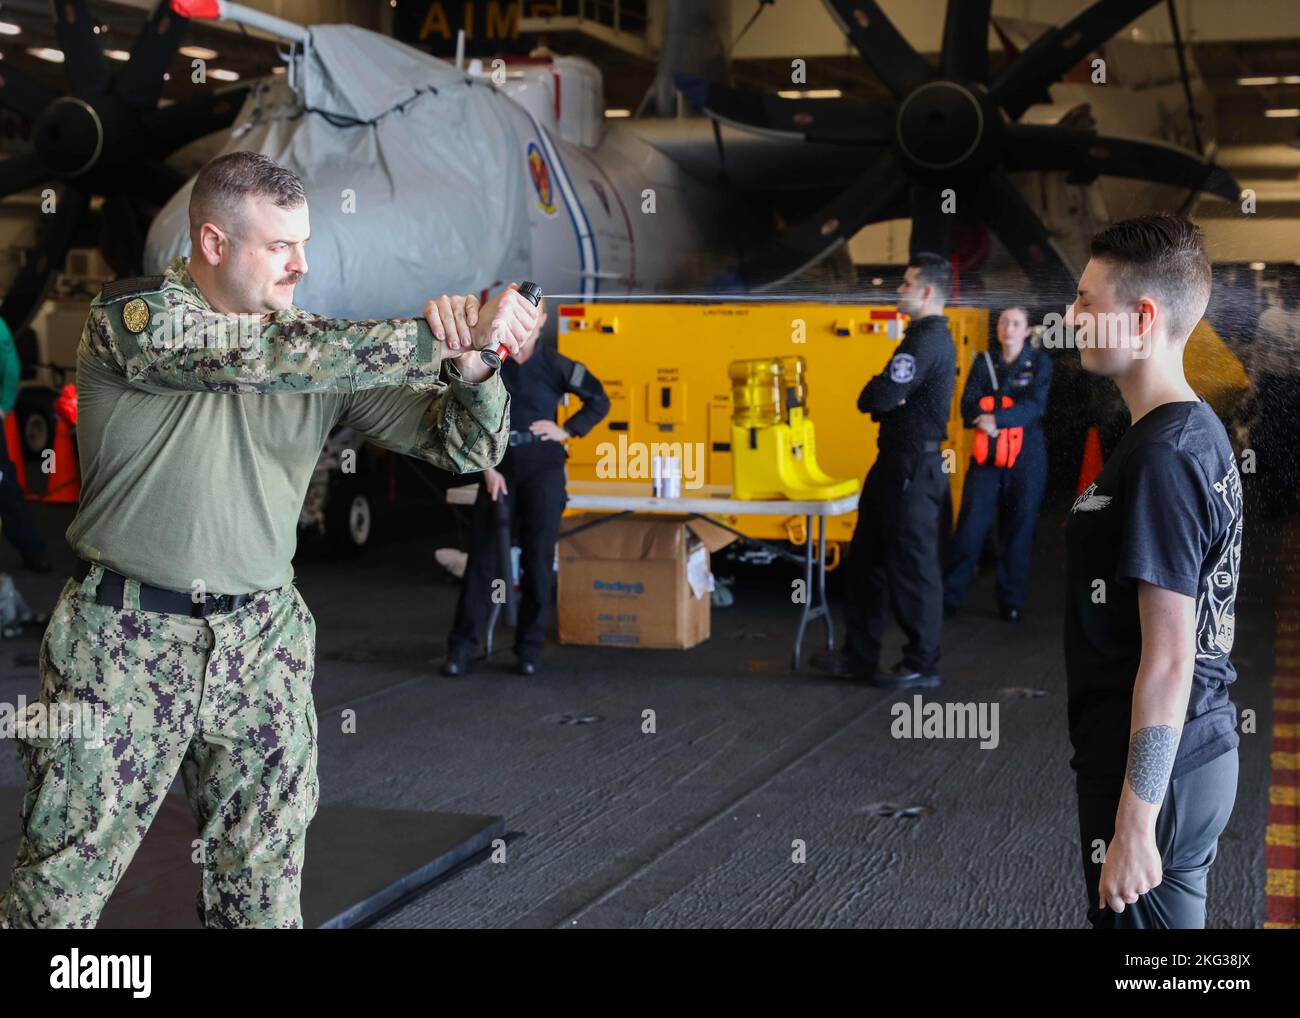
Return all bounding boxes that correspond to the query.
[0,497,1284,929]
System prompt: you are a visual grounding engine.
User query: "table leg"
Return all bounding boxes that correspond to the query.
[485,603,499,656]
[793,515,837,669]
[818,514,834,650]
[792,513,815,669]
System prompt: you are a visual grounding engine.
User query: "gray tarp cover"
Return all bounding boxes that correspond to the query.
[145,25,532,319]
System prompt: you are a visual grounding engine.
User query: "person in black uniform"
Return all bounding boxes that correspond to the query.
[942,306,1052,622]
[812,252,956,689]
[442,302,609,676]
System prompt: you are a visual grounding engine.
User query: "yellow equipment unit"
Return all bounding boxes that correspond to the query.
[557,301,985,551]
[727,356,859,501]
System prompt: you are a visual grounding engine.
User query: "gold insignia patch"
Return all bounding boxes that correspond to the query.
[122,298,150,334]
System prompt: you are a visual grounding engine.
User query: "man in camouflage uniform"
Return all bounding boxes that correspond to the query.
[0,151,537,928]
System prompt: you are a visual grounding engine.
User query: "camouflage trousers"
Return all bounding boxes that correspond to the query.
[0,564,319,929]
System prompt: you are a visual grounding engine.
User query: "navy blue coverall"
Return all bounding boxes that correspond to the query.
[844,314,955,675]
[942,344,1052,615]
[448,346,609,663]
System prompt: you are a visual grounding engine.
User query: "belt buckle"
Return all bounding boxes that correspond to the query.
[192,594,229,619]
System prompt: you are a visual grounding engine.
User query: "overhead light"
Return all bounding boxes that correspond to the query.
[776,89,843,99]
[1239,76,1280,85]
[163,72,170,81]
[1250,262,1266,271]
[1285,75,1300,84]
[105,49,130,61]
[0,21,21,36]
[208,68,239,81]
[1265,108,1300,117]
[871,277,883,286]
[271,65,286,74]
[180,45,218,60]
[604,108,630,118]
[28,48,64,63]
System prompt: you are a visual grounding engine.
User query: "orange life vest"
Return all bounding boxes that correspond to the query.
[973,394,1025,468]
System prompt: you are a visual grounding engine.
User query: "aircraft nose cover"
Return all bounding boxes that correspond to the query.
[144,24,532,319]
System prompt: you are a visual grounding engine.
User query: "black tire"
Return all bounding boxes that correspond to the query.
[15,388,56,460]
[324,475,374,557]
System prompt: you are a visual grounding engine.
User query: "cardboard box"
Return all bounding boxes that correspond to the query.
[557,514,735,649]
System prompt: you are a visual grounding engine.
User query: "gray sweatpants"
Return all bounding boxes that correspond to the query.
[1076,748,1239,929]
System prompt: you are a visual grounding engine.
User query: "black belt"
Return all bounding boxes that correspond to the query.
[508,431,542,447]
[73,560,257,618]
[881,440,942,456]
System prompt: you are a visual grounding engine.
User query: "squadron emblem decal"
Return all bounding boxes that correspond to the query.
[122,298,150,334]
[527,141,558,217]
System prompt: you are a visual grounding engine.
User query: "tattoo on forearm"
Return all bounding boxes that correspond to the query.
[1126,725,1179,804]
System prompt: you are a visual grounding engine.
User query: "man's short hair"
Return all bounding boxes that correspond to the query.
[1088,214,1211,342]
[189,151,307,241]
[909,251,952,303]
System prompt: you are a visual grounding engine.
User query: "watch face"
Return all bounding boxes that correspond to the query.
[479,349,502,369]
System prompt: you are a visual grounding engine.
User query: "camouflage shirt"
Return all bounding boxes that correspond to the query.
[66,254,509,593]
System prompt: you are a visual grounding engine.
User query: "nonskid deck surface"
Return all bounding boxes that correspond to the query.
[0,499,1278,928]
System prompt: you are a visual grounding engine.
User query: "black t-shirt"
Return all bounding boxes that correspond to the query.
[1064,399,1242,796]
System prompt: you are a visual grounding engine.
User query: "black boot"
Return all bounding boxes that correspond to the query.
[440,647,472,677]
[870,661,941,690]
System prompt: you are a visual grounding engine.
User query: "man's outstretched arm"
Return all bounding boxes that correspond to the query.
[83,284,535,395]
[337,366,509,475]
[1097,581,1197,915]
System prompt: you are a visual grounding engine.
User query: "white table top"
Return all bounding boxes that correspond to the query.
[446,481,861,516]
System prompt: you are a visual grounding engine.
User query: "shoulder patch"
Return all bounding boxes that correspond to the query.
[94,275,166,305]
[569,361,586,388]
[888,352,916,384]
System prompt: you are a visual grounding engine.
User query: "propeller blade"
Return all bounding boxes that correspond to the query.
[976,171,1076,302]
[113,0,191,110]
[941,0,992,82]
[141,83,253,156]
[907,181,955,257]
[0,186,90,331]
[53,0,112,96]
[0,153,50,199]
[674,74,895,146]
[115,160,189,204]
[989,0,1163,119]
[820,0,933,98]
[1004,125,1241,202]
[738,150,911,291]
[0,61,58,121]
[101,192,147,276]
